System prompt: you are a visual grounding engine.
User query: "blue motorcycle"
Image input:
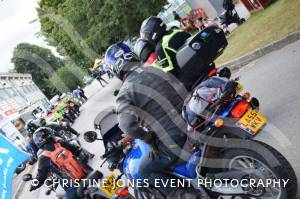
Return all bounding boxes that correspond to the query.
[84,93,297,199]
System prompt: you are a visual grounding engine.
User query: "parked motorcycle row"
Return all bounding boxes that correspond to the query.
[14,96,85,174]
[20,17,297,199]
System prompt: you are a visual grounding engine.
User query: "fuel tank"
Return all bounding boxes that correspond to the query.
[123,139,152,180]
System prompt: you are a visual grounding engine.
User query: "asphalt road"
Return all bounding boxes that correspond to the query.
[13,39,300,199]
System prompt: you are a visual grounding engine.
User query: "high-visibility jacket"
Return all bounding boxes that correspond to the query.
[153,29,191,73]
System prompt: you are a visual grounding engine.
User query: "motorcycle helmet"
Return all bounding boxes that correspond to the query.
[140,16,167,46]
[40,118,47,126]
[104,42,138,80]
[25,120,39,136]
[33,127,53,148]
[134,38,155,62]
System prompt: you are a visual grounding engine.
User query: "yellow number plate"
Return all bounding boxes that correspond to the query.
[100,173,120,197]
[236,109,267,135]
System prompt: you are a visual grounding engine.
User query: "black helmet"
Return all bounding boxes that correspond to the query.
[40,118,47,126]
[25,120,39,135]
[33,127,53,148]
[134,39,155,62]
[140,16,167,46]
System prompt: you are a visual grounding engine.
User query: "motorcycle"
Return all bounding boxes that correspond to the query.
[219,9,245,27]
[136,25,229,91]
[22,173,64,199]
[22,150,107,199]
[61,105,79,123]
[84,99,297,199]
[220,0,245,28]
[54,127,81,148]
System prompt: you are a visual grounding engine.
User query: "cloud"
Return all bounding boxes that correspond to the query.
[0,0,54,72]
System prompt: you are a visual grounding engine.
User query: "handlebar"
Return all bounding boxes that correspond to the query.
[101,148,114,159]
[101,143,124,159]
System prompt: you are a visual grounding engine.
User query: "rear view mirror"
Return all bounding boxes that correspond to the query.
[113,89,119,96]
[22,174,32,182]
[84,131,98,143]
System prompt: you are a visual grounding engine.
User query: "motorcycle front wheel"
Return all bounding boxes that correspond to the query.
[222,140,297,199]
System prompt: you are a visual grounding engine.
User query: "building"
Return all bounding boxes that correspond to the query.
[159,0,192,24]
[159,0,250,25]
[0,73,51,122]
[240,0,272,12]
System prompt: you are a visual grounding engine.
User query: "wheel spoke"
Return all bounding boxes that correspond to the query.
[228,155,282,198]
[237,159,249,168]
[242,157,254,168]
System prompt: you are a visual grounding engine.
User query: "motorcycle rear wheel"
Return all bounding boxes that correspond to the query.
[222,140,297,199]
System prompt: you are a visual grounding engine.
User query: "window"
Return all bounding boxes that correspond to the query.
[0,89,9,100]
[27,85,33,92]
[35,85,39,91]
[22,86,30,94]
[21,86,28,94]
[30,85,36,92]
[5,88,17,98]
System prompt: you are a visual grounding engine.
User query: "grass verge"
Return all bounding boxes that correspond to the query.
[216,0,300,64]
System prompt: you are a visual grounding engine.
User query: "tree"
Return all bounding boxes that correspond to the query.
[37,0,166,67]
[11,43,64,98]
[48,64,85,94]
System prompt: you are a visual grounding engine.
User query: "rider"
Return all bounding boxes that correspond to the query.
[40,118,80,137]
[40,118,95,160]
[30,127,86,199]
[139,16,192,88]
[105,43,188,187]
[139,16,231,90]
[77,85,88,101]
[24,120,39,157]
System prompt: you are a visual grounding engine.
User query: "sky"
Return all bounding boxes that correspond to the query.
[0,0,56,73]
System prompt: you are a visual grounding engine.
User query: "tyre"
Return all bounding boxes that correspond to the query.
[135,185,209,199]
[15,163,26,174]
[93,195,108,199]
[237,17,245,25]
[222,140,297,199]
[134,187,165,199]
[170,187,210,199]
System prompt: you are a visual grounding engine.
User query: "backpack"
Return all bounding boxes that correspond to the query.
[42,143,86,180]
[182,77,236,129]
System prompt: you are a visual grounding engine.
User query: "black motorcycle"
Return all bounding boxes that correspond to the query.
[220,0,245,27]
[61,105,78,123]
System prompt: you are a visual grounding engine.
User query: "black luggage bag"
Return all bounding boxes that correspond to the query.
[176,26,228,90]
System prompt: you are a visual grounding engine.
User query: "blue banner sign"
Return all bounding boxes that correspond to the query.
[0,133,30,199]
